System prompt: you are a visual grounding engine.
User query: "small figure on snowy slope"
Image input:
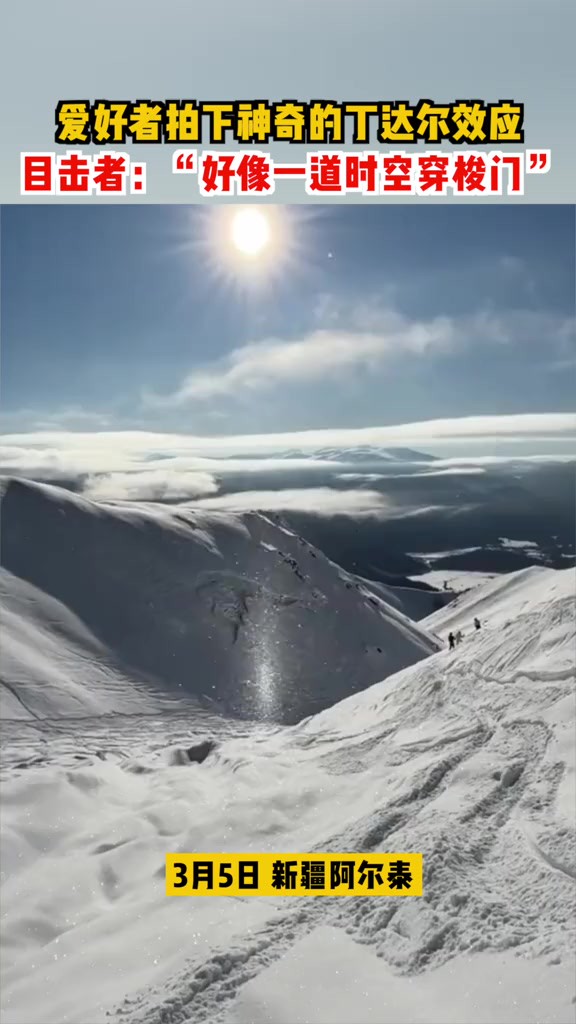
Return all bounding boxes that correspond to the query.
[448,632,455,650]
[455,629,463,645]
[474,617,481,631]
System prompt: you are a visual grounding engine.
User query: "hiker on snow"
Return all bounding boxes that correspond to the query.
[455,629,463,645]
[448,632,455,650]
[474,617,481,631]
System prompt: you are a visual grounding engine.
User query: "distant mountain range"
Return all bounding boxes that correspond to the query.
[277,446,437,464]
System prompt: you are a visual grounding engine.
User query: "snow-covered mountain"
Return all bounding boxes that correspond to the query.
[0,477,437,724]
[1,563,574,1024]
[278,445,437,464]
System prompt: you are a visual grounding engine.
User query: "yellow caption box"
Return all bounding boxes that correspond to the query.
[166,853,423,897]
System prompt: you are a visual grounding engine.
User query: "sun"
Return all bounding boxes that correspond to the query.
[231,208,271,257]
[201,205,290,288]
[185,204,317,299]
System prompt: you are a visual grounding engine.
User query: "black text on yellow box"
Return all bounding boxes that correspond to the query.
[166,853,423,897]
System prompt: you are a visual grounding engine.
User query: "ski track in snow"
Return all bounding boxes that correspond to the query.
[2,656,575,1024]
[115,708,573,1024]
[112,568,574,1024]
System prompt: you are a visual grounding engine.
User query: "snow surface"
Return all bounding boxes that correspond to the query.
[409,570,500,594]
[0,477,436,724]
[409,547,483,564]
[225,926,575,1024]
[1,561,575,1024]
[499,538,540,550]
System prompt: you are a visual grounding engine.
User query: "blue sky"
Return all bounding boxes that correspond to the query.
[1,204,575,444]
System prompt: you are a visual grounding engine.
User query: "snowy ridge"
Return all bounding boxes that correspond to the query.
[1,564,574,1024]
[0,477,437,724]
[423,565,576,678]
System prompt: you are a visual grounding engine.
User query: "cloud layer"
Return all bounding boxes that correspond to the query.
[2,413,574,456]
[195,488,388,514]
[84,470,219,502]
[1,413,574,507]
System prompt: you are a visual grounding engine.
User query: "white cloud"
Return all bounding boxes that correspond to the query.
[422,454,576,467]
[195,488,388,515]
[337,473,387,482]
[144,309,575,405]
[0,443,139,478]
[147,311,458,404]
[415,467,486,476]
[0,407,115,432]
[34,408,115,429]
[84,470,219,502]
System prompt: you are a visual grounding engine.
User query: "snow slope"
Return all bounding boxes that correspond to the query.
[0,477,437,724]
[0,570,180,720]
[225,926,575,1024]
[423,565,575,676]
[409,569,500,594]
[1,565,574,1024]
